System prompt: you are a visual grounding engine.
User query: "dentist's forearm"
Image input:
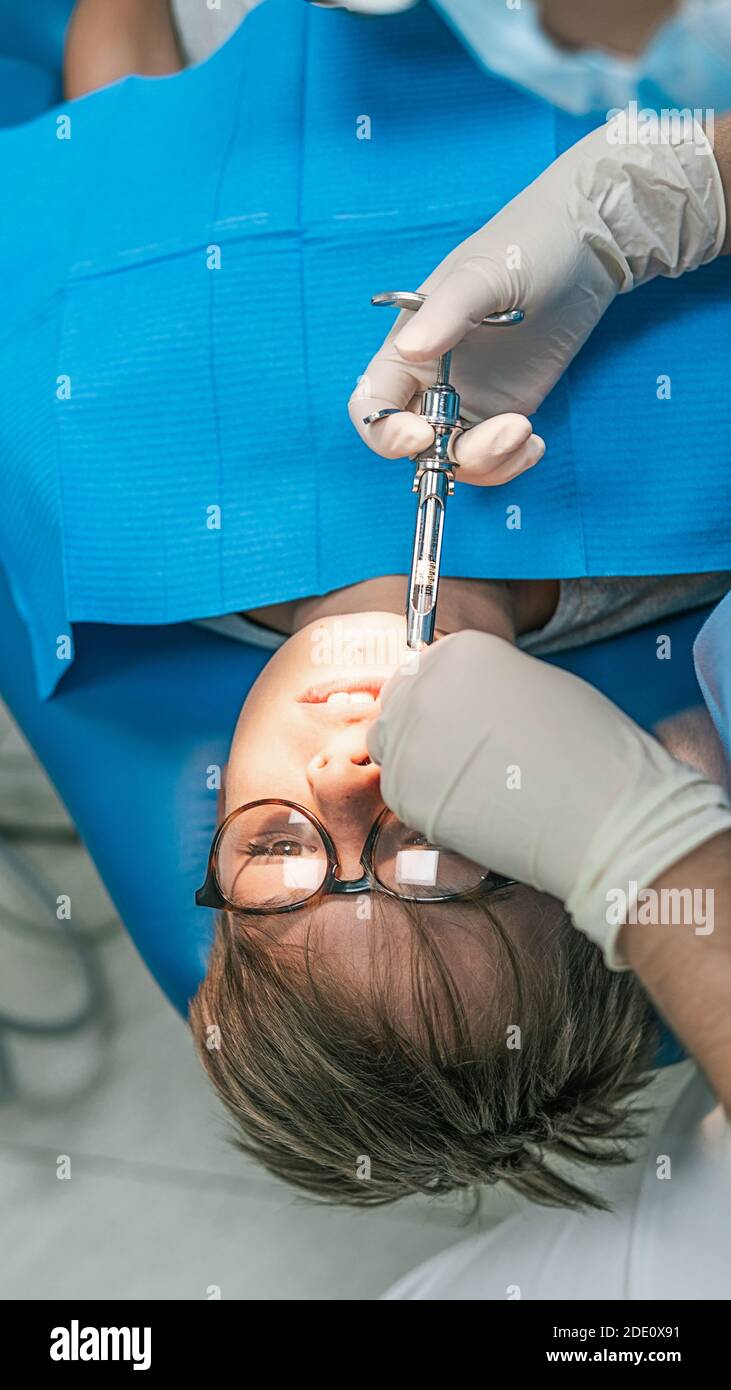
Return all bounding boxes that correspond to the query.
[64,0,183,99]
[705,114,731,254]
[619,832,731,1115]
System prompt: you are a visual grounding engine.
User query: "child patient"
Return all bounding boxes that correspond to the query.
[60,4,730,1209]
[188,571,730,1209]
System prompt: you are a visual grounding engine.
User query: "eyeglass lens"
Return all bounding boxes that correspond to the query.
[215,803,486,908]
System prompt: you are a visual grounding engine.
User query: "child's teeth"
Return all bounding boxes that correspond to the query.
[325,690,376,706]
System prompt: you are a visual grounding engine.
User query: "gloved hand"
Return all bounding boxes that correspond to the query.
[367,632,731,966]
[350,113,725,483]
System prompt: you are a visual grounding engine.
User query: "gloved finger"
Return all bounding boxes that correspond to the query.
[354,408,435,460]
[450,416,546,484]
[395,262,518,363]
[348,353,434,459]
[367,670,417,764]
[366,717,385,765]
[366,635,459,763]
[488,433,545,484]
[306,1,419,12]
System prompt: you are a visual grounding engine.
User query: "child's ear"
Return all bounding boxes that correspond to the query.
[217,763,228,821]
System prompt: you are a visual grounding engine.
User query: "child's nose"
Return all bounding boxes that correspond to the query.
[306,735,383,853]
[306,741,381,796]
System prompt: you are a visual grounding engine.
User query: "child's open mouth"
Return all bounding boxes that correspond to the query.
[297,678,387,706]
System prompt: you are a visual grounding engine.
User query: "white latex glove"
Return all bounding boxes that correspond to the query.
[350,113,725,483]
[367,632,731,966]
[309,1,417,10]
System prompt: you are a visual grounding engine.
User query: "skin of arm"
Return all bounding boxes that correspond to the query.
[539,0,677,58]
[709,115,731,255]
[619,831,731,1114]
[64,0,183,100]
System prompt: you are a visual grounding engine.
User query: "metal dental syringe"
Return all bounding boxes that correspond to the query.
[363,291,524,650]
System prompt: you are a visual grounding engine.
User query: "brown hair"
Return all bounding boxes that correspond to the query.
[189,895,658,1209]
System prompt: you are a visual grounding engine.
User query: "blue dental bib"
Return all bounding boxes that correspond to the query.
[0,0,728,700]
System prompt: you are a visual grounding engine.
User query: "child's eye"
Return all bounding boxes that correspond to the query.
[404,832,440,850]
[246,838,315,859]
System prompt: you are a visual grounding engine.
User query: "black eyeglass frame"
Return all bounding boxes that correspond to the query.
[195,798,517,913]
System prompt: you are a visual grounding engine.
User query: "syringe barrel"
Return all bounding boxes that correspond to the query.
[406,468,451,649]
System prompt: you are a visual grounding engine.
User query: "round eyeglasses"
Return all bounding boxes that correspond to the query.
[195,799,516,913]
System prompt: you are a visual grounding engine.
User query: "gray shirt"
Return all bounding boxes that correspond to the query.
[194,573,731,655]
[171,0,256,64]
[519,573,731,654]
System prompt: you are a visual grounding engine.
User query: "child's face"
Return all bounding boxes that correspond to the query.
[225,611,416,880]
[220,603,564,1031]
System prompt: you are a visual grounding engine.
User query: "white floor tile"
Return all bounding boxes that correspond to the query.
[0,1145,480,1300]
